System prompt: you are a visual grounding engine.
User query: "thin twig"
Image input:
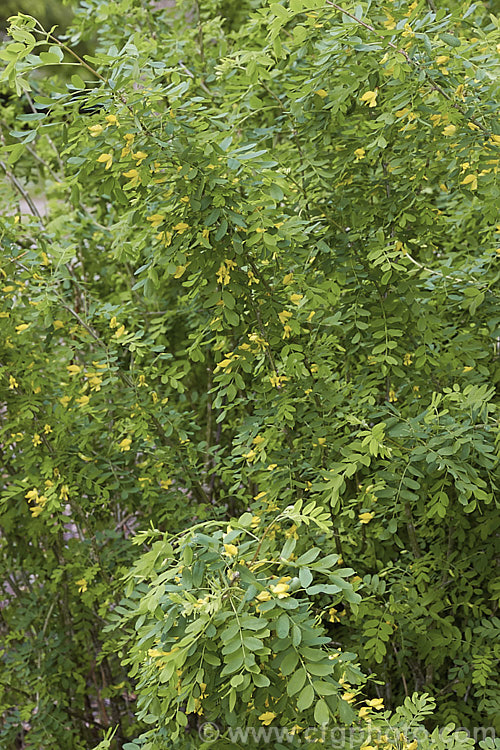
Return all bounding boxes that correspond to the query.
[0,159,44,222]
[31,21,107,83]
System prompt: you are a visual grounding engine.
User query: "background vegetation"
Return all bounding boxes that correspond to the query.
[0,0,499,748]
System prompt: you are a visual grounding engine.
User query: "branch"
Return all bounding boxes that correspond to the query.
[0,159,44,222]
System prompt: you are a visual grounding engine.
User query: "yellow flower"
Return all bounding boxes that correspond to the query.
[132,151,148,165]
[67,364,82,375]
[32,434,42,446]
[43,424,52,434]
[155,230,172,247]
[59,395,71,407]
[114,325,126,338]
[388,388,398,402]
[442,124,456,136]
[383,12,396,29]
[342,692,356,703]
[75,578,88,593]
[259,712,276,725]
[147,214,165,228]
[180,195,189,203]
[97,152,113,170]
[360,90,378,107]
[283,272,294,285]
[173,265,186,278]
[358,706,371,719]
[8,375,18,389]
[463,365,474,372]
[76,395,90,406]
[216,261,232,285]
[403,353,413,366]
[401,21,414,37]
[223,543,238,557]
[328,607,341,623]
[88,375,102,391]
[461,173,478,190]
[278,310,292,325]
[53,320,64,329]
[248,333,267,349]
[88,124,104,137]
[119,437,132,452]
[15,323,30,333]
[173,222,189,234]
[105,114,119,126]
[354,147,366,160]
[270,582,290,598]
[255,590,272,602]
[269,374,288,388]
[290,293,303,305]
[122,168,141,186]
[359,512,375,524]
[366,697,384,710]
[315,89,328,98]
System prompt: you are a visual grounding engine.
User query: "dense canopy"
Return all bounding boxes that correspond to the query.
[0,0,499,748]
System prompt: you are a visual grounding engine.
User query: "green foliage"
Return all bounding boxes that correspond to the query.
[0,0,499,747]
[111,502,363,743]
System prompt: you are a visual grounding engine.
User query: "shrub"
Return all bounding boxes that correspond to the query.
[0,0,498,747]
